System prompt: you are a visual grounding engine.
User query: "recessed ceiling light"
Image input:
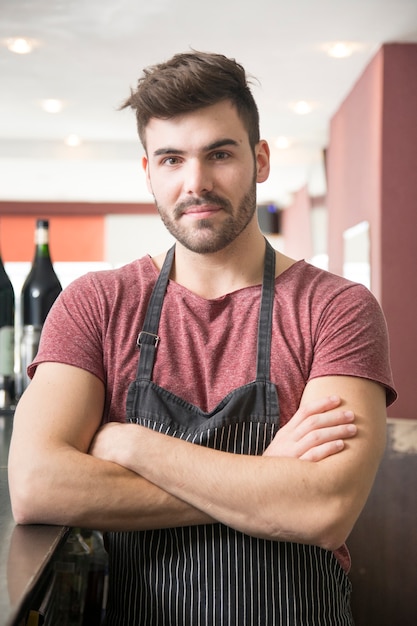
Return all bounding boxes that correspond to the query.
[6,37,34,54]
[322,41,358,59]
[65,134,82,147]
[41,99,63,113]
[293,100,312,115]
[275,136,292,150]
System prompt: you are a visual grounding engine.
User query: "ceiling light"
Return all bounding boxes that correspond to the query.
[65,134,82,147]
[293,101,312,115]
[6,37,34,54]
[323,42,357,59]
[41,99,63,113]
[275,136,291,150]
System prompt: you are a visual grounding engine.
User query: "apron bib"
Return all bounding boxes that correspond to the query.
[105,241,353,626]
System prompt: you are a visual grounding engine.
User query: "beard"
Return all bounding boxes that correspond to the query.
[154,174,258,254]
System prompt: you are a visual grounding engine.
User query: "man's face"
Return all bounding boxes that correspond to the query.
[142,100,270,254]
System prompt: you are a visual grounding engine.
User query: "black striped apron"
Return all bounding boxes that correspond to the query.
[104,241,353,625]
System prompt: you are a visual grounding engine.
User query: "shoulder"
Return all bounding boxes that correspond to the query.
[63,255,157,301]
[273,259,387,344]
[281,264,397,405]
[48,255,159,332]
[277,259,374,307]
[298,262,386,330]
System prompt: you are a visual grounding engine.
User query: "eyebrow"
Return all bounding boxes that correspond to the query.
[152,138,240,158]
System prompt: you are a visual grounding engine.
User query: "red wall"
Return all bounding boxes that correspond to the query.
[326,44,417,418]
[326,49,384,293]
[380,44,417,418]
[0,215,104,262]
[0,201,155,262]
[281,186,313,260]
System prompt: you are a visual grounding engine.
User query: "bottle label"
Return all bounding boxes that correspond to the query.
[0,326,14,375]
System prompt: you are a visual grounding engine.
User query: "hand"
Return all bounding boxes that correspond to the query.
[263,395,357,462]
[89,421,137,467]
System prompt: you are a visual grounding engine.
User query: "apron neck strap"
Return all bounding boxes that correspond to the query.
[135,239,275,381]
[135,244,175,379]
[256,239,275,380]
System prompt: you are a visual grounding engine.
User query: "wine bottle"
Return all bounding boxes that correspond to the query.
[0,251,15,409]
[20,219,62,390]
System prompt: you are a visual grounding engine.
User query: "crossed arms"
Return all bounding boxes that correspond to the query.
[8,361,386,551]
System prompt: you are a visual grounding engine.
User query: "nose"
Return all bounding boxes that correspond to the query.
[184,159,213,195]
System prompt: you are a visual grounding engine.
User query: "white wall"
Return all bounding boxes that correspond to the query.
[0,157,150,203]
[105,214,175,266]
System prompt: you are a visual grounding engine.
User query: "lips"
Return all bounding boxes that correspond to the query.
[175,195,230,218]
[182,205,221,217]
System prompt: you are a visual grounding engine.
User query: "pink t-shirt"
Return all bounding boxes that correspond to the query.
[31,255,396,425]
[30,254,396,573]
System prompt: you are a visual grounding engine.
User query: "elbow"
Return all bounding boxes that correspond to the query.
[10,491,36,526]
[11,501,35,526]
[262,498,357,551]
[314,523,351,552]
[311,497,359,552]
[8,470,46,525]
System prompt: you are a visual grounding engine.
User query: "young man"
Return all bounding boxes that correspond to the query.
[9,52,396,625]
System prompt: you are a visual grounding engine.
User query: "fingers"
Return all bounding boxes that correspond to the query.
[299,440,346,462]
[264,395,357,461]
[291,395,342,428]
[295,407,355,440]
[295,419,357,460]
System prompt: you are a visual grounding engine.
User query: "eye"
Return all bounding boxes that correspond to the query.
[161,156,182,166]
[210,151,230,161]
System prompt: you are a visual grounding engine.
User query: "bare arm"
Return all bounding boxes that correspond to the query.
[8,363,358,534]
[91,375,386,550]
[8,362,213,530]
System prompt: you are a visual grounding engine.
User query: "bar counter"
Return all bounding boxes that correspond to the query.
[0,410,68,626]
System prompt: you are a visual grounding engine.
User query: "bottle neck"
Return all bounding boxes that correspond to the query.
[34,227,51,260]
[0,254,13,285]
[35,243,51,259]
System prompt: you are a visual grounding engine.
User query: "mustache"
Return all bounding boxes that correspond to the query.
[174,193,232,217]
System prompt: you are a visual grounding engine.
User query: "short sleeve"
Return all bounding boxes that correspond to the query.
[28,273,105,382]
[309,283,397,406]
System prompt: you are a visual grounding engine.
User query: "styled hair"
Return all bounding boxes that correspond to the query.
[120,51,260,150]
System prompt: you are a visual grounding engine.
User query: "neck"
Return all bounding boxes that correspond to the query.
[154,229,269,299]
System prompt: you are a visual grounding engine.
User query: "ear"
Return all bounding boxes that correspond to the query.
[142,155,153,194]
[255,140,270,183]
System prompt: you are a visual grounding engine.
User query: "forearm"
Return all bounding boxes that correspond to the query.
[128,381,385,550]
[9,442,213,531]
[89,389,380,549]
[8,363,215,531]
[116,425,347,549]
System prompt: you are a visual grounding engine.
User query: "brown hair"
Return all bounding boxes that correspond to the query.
[120,51,260,150]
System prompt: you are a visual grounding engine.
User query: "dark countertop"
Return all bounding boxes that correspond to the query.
[0,411,67,626]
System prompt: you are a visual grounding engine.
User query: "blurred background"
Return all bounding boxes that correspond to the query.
[1,0,414,208]
[2,0,417,411]
[1,2,417,623]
